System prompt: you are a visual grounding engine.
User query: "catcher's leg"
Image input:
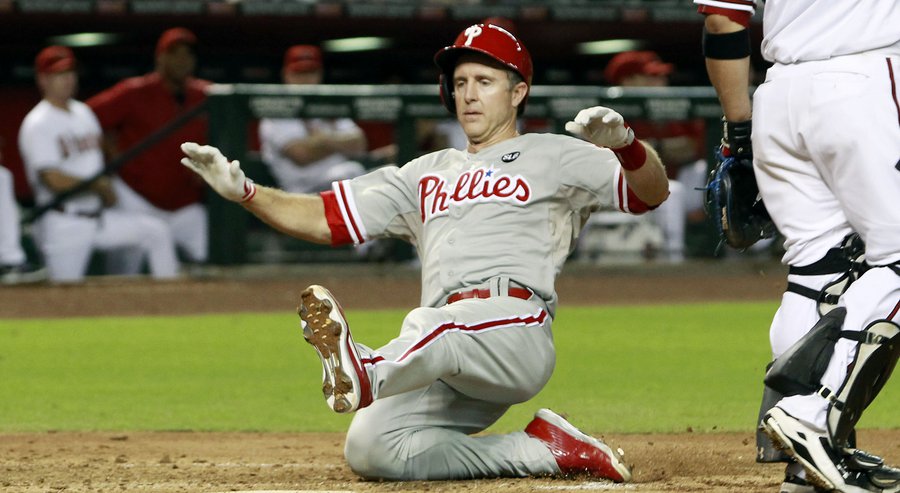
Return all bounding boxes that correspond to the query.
[764,267,900,492]
[759,235,868,466]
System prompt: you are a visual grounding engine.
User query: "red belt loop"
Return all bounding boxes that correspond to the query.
[447,287,532,304]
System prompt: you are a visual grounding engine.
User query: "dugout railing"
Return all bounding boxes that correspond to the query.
[206,83,726,265]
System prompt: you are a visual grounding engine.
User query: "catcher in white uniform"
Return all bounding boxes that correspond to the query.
[19,46,179,283]
[696,1,900,492]
[182,23,668,482]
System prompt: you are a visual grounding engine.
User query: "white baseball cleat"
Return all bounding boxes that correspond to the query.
[298,285,372,413]
[762,407,887,493]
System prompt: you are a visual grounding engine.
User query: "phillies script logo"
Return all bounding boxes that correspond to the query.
[418,166,531,223]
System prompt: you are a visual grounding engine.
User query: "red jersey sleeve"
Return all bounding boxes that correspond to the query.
[696,3,753,28]
[320,191,354,246]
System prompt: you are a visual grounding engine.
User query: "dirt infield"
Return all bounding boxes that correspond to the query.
[2,260,899,492]
[3,429,897,493]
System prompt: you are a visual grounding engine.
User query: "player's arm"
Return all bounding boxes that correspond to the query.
[621,142,668,206]
[243,186,330,244]
[281,125,367,167]
[39,169,117,207]
[565,106,669,206]
[703,13,752,122]
[180,142,331,244]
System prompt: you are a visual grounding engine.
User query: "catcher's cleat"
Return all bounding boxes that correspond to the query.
[780,473,816,493]
[865,464,900,492]
[524,408,632,483]
[843,450,900,492]
[762,407,884,493]
[298,285,372,414]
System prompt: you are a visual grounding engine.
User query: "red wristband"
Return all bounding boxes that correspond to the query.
[240,180,257,202]
[612,139,647,171]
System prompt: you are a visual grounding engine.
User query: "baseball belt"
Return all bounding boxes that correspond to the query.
[447,287,532,304]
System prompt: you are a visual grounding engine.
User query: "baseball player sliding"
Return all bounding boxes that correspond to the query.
[182,23,668,482]
[696,1,900,492]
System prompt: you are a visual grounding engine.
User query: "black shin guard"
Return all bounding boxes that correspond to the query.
[765,308,846,396]
[756,382,790,463]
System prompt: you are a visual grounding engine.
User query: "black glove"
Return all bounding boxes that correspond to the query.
[705,119,775,249]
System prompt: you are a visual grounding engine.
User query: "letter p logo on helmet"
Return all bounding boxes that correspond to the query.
[463,25,483,46]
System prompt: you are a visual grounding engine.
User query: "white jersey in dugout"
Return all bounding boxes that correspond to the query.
[18,99,104,213]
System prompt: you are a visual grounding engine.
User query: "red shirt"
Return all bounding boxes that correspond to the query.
[87,72,210,211]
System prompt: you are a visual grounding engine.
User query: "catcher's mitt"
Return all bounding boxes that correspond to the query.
[705,120,775,249]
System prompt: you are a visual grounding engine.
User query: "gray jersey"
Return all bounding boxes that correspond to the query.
[324,132,650,314]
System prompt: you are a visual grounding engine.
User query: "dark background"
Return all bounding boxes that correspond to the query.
[0,0,767,201]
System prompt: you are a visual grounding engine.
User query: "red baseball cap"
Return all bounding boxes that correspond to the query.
[156,27,197,56]
[283,45,323,73]
[482,16,518,35]
[35,45,77,74]
[604,50,673,85]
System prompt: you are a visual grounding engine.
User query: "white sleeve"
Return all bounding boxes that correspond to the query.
[18,115,62,172]
[259,119,309,152]
[557,135,653,215]
[334,118,363,134]
[331,162,421,243]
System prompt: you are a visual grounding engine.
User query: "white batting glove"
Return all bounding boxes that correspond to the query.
[180,142,256,203]
[565,106,635,149]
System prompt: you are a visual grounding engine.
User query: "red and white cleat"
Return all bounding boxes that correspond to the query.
[298,285,373,413]
[525,408,632,482]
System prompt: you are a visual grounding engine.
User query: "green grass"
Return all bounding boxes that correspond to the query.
[0,303,897,434]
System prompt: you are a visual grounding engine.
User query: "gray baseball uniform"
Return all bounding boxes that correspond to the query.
[319,132,652,479]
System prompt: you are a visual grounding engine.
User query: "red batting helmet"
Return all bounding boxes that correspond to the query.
[434,23,533,115]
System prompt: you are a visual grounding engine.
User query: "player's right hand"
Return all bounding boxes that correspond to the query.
[180,142,256,203]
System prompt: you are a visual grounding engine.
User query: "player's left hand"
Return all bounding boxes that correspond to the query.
[180,142,256,203]
[565,106,634,149]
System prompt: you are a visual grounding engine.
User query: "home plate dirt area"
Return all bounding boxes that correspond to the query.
[2,261,898,492]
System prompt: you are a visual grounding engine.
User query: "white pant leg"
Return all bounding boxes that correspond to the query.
[806,56,900,266]
[757,55,900,429]
[755,55,900,267]
[769,272,844,359]
[676,159,709,215]
[92,210,179,279]
[345,381,556,480]
[110,176,208,264]
[0,167,26,265]
[35,212,98,282]
[166,203,208,263]
[361,297,555,404]
[651,179,685,262]
[340,297,557,480]
[778,267,900,430]
[753,62,852,267]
